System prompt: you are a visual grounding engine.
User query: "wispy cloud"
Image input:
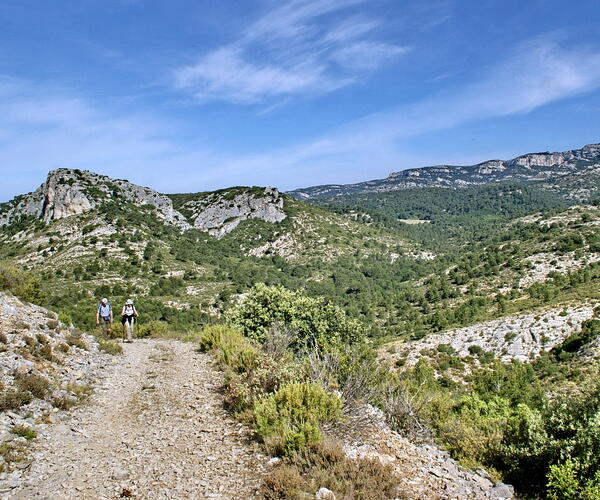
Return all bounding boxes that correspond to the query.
[2,37,600,203]
[173,0,408,104]
[203,37,600,183]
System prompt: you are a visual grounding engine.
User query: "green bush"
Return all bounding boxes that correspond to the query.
[198,325,232,352]
[137,319,169,338]
[226,284,364,350]
[0,263,46,304]
[225,355,300,413]
[253,381,343,455]
[199,325,259,373]
[547,459,600,500]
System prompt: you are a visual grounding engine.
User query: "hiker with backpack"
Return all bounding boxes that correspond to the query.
[96,297,113,336]
[121,299,138,342]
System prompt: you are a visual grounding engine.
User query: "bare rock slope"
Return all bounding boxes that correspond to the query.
[0,169,287,238]
[385,304,595,368]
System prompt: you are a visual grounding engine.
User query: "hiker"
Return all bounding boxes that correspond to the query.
[96,298,113,336]
[121,299,138,342]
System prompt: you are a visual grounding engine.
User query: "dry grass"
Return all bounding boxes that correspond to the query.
[0,388,33,411]
[99,340,123,355]
[11,424,37,440]
[66,330,88,350]
[14,372,52,399]
[0,441,29,472]
[262,438,405,500]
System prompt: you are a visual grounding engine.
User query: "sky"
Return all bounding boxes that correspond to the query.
[1,0,600,201]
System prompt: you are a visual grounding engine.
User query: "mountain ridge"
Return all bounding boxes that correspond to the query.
[0,168,286,238]
[288,142,600,200]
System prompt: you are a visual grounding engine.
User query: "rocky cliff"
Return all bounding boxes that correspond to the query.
[0,169,287,238]
[289,142,600,199]
[171,186,286,238]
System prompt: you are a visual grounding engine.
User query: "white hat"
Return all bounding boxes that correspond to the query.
[126,299,133,305]
[101,298,108,303]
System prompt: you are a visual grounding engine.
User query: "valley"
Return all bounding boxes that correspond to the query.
[1,141,600,499]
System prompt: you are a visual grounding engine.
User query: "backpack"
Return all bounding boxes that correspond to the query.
[98,301,112,318]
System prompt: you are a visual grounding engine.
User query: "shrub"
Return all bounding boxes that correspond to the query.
[57,312,73,326]
[0,441,28,471]
[468,345,484,356]
[11,424,36,441]
[99,340,123,355]
[137,320,169,338]
[57,342,70,353]
[0,388,33,411]
[225,356,300,413]
[32,343,57,362]
[46,320,59,331]
[66,331,88,350]
[199,326,260,374]
[262,439,401,500]
[253,381,343,455]
[15,372,51,399]
[198,325,232,352]
[0,262,46,304]
[226,284,364,350]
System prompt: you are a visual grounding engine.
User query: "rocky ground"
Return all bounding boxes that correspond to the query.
[0,292,517,499]
[339,406,513,499]
[384,304,595,368]
[2,340,268,499]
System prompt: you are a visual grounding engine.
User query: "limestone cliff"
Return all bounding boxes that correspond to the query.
[289,142,600,199]
[0,170,287,238]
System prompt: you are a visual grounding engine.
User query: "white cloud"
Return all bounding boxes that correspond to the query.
[2,37,600,202]
[330,41,410,71]
[200,38,600,184]
[173,0,407,104]
[174,47,349,103]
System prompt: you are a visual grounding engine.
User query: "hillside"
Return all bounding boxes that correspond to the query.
[288,142,600,200]
[0,169,426,332]
[2,160,600,498]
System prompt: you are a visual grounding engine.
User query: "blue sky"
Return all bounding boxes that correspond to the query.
[1,0,600,201]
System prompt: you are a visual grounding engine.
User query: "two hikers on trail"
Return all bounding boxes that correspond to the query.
[96,298,138,342]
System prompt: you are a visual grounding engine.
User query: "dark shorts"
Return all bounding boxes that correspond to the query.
[121,315,135,325]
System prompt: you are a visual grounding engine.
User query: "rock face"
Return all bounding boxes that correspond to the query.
[177,187,286,238]
[386,305,595,367]
[288,142,600,199]
[0,169,190,229]
[0,169,287,237]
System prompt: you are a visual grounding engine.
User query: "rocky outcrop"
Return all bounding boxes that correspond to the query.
[177,187,286,238]
[0,292,114,475]
[289,142,600,199]
[385,305,595,367]
[340,404,514,498]
[0,169,190,229]
[0,170,288,238]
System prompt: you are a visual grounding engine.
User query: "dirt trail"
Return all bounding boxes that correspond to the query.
[5,340,266,499]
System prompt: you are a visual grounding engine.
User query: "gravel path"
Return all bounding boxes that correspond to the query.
[5,339,266,499]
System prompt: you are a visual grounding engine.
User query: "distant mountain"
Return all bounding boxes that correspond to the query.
[288,143,600,200]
